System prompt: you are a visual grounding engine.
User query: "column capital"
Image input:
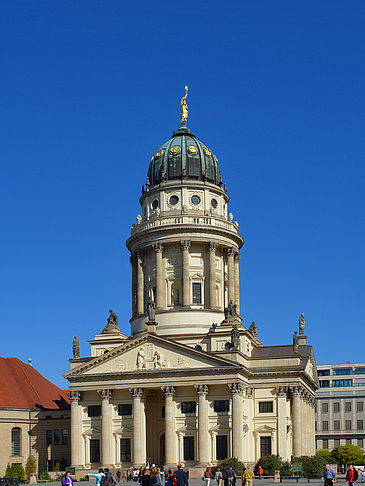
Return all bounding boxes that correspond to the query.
[180,240,191,250]
[207,241,218,252]
[195,384,209,396]
[162,386,176,398]
[98,389,112,400]
[276,386,289,397]
[130,387,144,399]
[136,249,144,260]
[290,385,303,397]
[229,382,245,395]
[153,242,164,253]
[234,253,241,263]
[67,390,80,402]
[245,387,254,398]
[226,246,237,256]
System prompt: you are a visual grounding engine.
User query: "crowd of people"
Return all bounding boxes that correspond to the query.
[323,464,365,486]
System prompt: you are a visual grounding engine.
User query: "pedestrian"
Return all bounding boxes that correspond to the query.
[62,472,79,486]
[133,469,139,482]
[225,466,236,486]
[141,469,152,486]
[116,471,121,483]
[242,468,254,486]
[257,466,263,480]
[215,467,223,486]
[151,467,163,486]
[323,464,337,486]
[88,469,105,486]
[103,469,116,486]
[204,468,213,486]
[173,465,188,486]
[346,465,358,486]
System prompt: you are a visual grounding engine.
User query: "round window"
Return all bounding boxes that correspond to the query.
[191,195,201,205]
[211,198,218,209]
[152,199,159,210]
[169,195,179,206]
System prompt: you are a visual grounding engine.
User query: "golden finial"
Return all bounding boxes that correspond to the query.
[180,85,188,123]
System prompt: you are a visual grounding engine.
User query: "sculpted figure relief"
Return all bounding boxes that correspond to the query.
[293,331,299,354]
[153,350,167,369]
[137,348,145,369]
[231,325,240,349]
[146,298,155,322]
[248,321,258,338]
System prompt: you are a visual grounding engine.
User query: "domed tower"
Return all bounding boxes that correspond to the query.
[126,87,244,337]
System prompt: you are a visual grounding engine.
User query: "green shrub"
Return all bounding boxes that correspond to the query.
[5,464,13,478]
[280,461,292,476]
[12,464,25,481]
[25,456,37,477]
[255,455,283,476]
[219,458,246,476]
[79,477,89,481]
[293,456,327,478]
[39,471,52,481]
[54,461,60,472]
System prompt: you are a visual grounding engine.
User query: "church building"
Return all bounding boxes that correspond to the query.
[64,88,318,475]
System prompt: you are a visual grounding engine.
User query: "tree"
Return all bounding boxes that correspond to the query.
[11,464,25,481]
[219,458,246,476]
[331,445,365,467]
[294,455,328,477]
[255,455,283,475]
[25,456,37,477]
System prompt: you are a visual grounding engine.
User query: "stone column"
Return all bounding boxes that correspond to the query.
[136,250,144,315]
[234,253,241,315]
[277,387,289,461]
[162,386,177,466]
[208,242,218,308]
[153,243,164,309]
[309,398,316,455]
[130,387,145,466]
[291,386,302,458]
[68,390,82,468]
[181,240,191,307]
[226,247,235,304]
[229,383,245,461]
[98,389,113,466]
[130,255,137,316]
[195,385,210,465]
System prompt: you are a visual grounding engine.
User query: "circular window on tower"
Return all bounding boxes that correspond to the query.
[211,198,218,209]
[191,195,201,205]
[169,195,179,206]
[152,199,159,210]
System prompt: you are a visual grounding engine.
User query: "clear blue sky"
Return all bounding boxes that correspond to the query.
[1,1,364,388]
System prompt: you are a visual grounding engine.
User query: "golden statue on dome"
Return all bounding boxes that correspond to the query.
[180,85,188,123]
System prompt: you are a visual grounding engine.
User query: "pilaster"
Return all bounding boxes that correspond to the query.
[181,240,191,307]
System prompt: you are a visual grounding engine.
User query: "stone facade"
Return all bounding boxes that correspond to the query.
[64,109,318,475]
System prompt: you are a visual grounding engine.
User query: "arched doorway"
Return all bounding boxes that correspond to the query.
[160,433,165,465]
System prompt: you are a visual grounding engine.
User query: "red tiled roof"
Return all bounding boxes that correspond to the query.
[0,358,70,410]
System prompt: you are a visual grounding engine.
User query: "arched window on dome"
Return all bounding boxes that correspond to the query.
[11,427,21,456]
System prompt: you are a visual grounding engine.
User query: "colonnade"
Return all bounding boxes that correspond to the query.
[130,243,241,316]
[290,386,316,457]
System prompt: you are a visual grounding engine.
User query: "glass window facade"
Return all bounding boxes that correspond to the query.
[11,428,21,456]
[332,379,353,387]
[318,369,330,376]
[333,368,353,375]
[259,402,273,413]
[192,283,202,304]
[320,380,330,388]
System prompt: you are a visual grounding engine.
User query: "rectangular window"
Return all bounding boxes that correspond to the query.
[322,402,328,413]
[358,438,364,448]
[181,401,196,414]
[120,438,131,462]
[259,402,273,413]
[46,430,53,446]
[62,429,69,445]
[54,429,60,445]
[345,420,352,430]
[162,406,165,418]
[322,421,328,431]
[355,378,365,386]
[333,368,353,375]
[192,283,202,304]
[118,404,132,416]
[346,438,352,445]
[90,439,100,463]
[320,380,330,388]
[214,400,230,413]
[334,420,340,431]
[183,436,195,461]
[88,405,101,417]
[333,402,340,413]
[345,402,352,412]
[357,402,364,412]
[216,435,228,461]
[334,439,340,448]
[260,437,272,457]
[355,368,365,374]
[357,420,363,430]
[318,369,330,376]
[323,439,329,449]
[332,379,353,387]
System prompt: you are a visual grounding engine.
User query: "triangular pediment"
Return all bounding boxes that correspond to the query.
[64,333,239,378]
[256,424,275,432]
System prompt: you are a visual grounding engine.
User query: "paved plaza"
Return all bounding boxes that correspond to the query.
[39,480,328,486]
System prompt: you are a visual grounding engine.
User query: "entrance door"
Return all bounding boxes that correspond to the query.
[160,434,165,465]
[260,436,272,457]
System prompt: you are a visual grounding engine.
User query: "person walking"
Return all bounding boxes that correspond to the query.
[88,469,105,486]
[116,471,121,483]
[242,468,254,486]
[151,467,163,486]
[215,468,223,486]
[346,465,358,486]
[62,472,79,486]
[225,466,236,486]
[141,469,152,486]
[323,464,337,486]
[204,468,213,486]
[257,466,263,480]
[173,465,188,486]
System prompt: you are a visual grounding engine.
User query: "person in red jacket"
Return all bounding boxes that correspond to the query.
[346,465,358,486]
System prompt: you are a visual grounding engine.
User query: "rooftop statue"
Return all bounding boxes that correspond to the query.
[293,330,299,354]
[224,300,237,319]
[180,85,188,123]
[231,325,240,349]
[299,313,305,335]
[248,321,258,338]
[72,336,80,359]
[146,298,156,322]
[102,309,120,333]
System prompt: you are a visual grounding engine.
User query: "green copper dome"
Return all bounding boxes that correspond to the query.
[147,125,222,188]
